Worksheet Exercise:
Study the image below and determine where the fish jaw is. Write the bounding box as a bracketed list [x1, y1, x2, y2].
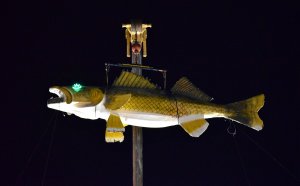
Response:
[47, 88, 111, 121]
[47, 87, 72, 112]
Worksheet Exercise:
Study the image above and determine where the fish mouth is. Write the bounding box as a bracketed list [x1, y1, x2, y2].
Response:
[47, 87, 72, 105]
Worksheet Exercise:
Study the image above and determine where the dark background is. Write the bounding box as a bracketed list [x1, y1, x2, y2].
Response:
[2, 0, 300, 185]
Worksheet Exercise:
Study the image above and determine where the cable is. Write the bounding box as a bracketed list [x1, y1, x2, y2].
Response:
[233, 133, 252, 186]
[227, 122, 251, 186]
[15, 112, 56, 186]
[41, 113, 58, 186]
[239, 128, 300, 184]
[227, 121, 237, 136]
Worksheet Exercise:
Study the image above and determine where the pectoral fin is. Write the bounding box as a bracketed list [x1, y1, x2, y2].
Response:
[180, 119, 209, 137]
[106, 114, 125, 132]
[105, 131, 124, 143]
[105, 114, 125, 143]
[104, 94, 131, 110]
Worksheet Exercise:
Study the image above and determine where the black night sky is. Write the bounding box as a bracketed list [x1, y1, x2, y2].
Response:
[3, 0, 300, 185]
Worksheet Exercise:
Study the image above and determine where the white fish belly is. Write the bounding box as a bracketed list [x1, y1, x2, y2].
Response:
[117, 111, 179, 128]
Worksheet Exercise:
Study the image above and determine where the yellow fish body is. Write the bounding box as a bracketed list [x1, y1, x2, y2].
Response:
[47, 71, 264, 142]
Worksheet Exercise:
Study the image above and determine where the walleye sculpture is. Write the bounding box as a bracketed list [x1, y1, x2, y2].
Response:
[47, 71, 265, 142]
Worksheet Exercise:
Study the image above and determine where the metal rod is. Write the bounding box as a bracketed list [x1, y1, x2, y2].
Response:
[105, 63, 167, 73]
[163, 71, 167, 89]
[105, 63, 110, 86]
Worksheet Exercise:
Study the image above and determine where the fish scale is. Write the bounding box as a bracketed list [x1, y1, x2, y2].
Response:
[47, 71, 264, 142]
[119, 93, 177, 116]
[114, 91, 223, 118]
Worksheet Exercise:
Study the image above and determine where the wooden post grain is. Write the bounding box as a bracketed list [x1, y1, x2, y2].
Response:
[131, 52, 143, 186]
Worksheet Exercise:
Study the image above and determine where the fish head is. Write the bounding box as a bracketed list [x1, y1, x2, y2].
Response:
[47, 84, 105, 117]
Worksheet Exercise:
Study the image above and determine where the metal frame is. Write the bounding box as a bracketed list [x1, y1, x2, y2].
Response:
[105, 63, 167, 89]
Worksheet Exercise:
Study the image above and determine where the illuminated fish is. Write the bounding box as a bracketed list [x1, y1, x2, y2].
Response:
[47, 71, 264, 142]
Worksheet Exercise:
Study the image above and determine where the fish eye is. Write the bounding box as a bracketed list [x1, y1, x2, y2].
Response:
[72, 83, 82, 92]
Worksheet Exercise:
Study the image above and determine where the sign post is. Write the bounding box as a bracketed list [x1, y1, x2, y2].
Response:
[122, 21, 151, 186]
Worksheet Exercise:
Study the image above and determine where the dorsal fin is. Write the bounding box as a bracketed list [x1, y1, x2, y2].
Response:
[171, 77, 213, 102]
[113, 71, 158, 89]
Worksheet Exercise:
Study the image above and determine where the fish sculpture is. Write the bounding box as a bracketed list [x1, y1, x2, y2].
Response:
[47, 71, 265, 142]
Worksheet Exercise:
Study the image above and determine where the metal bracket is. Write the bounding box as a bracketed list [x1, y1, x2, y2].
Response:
[105, 63, 167, 89]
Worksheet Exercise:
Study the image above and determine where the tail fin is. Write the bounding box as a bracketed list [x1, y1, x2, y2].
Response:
[226, 94, 265, 131]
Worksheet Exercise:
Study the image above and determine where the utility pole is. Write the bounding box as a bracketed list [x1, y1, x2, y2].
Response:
[122, 21, 151, 186]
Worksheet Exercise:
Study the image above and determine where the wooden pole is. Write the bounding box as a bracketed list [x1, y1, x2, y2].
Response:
[123, 21, 151, 186]
[131, 51, 143, 186]
[132, 125, 143, 186]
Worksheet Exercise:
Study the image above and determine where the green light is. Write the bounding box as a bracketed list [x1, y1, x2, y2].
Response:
[72, 83, 82, 92]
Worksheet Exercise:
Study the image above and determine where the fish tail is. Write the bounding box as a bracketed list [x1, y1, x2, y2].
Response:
[226, 94, 265, 131]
